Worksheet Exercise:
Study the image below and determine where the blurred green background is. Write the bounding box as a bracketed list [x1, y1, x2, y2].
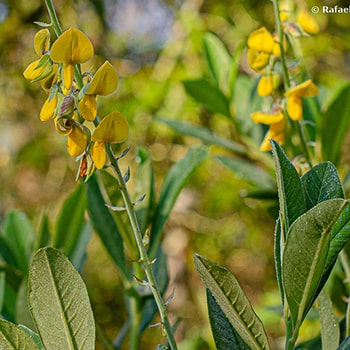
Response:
[1, 0, 350, 348]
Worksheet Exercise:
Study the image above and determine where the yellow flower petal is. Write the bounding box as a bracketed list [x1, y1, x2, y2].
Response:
[62, 63, 75, 91]
[251, 110, 284, 125]
[91, 142, 106, 169]
[260, 119, 286, 151]
[257, 74, 274, 96]
[247, 27, 275, 53]
[247, 49, 270, 73]
[23, 56, 53, 82]
[286, 96, 303, 121]
[297, 8, 319, 34]
[50, 27, 94, 64]
[34, 28, 50, 56]
[66, 125, 88, 157]
[92, 111, 128, 143]
[284, 79, 319, 97]
[40, 95, 57, 121]
[78, 94, 97, 121]
[55, 117, 74, 135]
[86, 61, 119, 96]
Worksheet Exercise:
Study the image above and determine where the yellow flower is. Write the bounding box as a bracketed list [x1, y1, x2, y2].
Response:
[247, 49, 270, 73]
[90, 111, 129, 169]
[91, 141, 106, 169]
[260, 119, 286, 151]
[296, 8, 319, 34]
[50, 27, 94, 91]
[40, 95, 58, 121]
[23, 55, 53, 82]
[34, 28, 50, 56]
[248, 27, 275, 53]
[78, 61, 119, 121]
[92, 111, 128, 143]
[284, 80, 319, 121]
[66, 125, 89, 157]
[257, 73, 274, 97]
[251, 107, 286, 151]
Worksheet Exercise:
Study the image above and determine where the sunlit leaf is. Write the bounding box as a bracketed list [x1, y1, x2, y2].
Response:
[28, 247, 95, 350]
[282, 199, 348, 326]
[194, 254, 270, 350]
[0, 320, 38, 349]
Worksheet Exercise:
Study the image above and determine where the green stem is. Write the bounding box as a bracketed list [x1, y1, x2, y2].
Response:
[106, 144, 178, 350]
[44, 0, 62, 36]
[340, 250, 350, 337]
[129, 296, 141, 350]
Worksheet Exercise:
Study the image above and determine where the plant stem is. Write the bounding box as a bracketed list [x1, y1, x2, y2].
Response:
[44, 0, 62, 36]
[340, 250, 350, 337]
[106, 144, 178, 350]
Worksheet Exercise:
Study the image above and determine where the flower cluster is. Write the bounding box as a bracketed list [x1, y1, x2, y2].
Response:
[23, 27, 128, 178]
[247, 5, 319, 151]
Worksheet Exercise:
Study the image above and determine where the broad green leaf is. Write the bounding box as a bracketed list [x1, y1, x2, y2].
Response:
[203, 32, 231, 92]
[301, 161, 344, 209]
[321, 83, 350, 164]
[318, 290, 339, 350]
[0, 211, 36, 274]
[282, 199, 347, 326]
[194, 254, 270, 350]
[54, 184, 89, 266]
[156, 117, 247, 155]
[149, 146, 208, 257]
[207, 289, 250, 350]
[320, 201, 350, 288]
[183, 79, 231, 118]
[0, 319, 38, 349]
[216, 156, 275, 190]
[271, 140, 307, 234]
[28, 247, 95, 350]
[86, 175, 127, 279]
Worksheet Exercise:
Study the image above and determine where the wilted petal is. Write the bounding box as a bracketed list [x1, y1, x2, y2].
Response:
[247, 27, 275, 53]
[86, 61, 119, 96]
[91, 141, 106, 169]
[92, 111, 128, 143]
[50, 27, 94, 64]
[40, 95, 57, 121]
[78, 94, 97, 121]
[34, 28, 50, 56]
[66, 125, 88, 157]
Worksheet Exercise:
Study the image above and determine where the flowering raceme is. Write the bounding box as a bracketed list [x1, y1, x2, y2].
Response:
[24, 26, 129, 178]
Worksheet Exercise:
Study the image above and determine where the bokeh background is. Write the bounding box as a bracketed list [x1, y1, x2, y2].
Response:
[1, 0, 350, 348]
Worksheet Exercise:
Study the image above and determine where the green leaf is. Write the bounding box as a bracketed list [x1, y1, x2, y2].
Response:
[0, 320, 39, 349]
[156, 117, 247, 155]
[216, 156, 275, 190]
[282, 199, 348, 326]
[203, 32, 231, 92]
[53, 185, 90, 267]
[149, 146, 208, 257]
[194, 254, 270, 350]
[18, 325, 44, 350]
[28, 247, 95, 350]
[321, 83, 350, 164]
[183, 79, 231, 118]
[86, 175, 127, 279]
[36, 214, 51, 250]
[0, 211, 36, 274]
[301, 161, 344, 209]
[271, 140, 307, 232]
[207, 289, 250, 350]
[318, 290, 339, 350]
